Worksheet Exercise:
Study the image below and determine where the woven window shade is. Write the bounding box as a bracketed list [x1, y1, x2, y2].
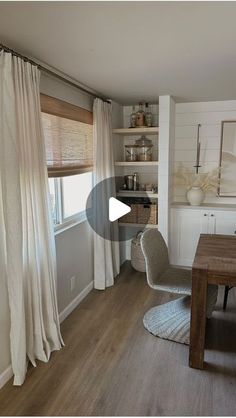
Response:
[42, 112, 93, 177]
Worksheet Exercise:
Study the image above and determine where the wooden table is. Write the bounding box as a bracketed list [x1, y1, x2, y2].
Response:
[189, 233, 236, 369]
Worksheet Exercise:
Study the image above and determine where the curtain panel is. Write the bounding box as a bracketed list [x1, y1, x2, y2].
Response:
[0, 51, 63, 385]
[93, 98, 120, 290]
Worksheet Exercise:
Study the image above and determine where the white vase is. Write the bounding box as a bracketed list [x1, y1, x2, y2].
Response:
[186, 186, 205, 206]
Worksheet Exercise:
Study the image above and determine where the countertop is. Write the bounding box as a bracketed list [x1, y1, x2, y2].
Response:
[171, 202, 236, 211]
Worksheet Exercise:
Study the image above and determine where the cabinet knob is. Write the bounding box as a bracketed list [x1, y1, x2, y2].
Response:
[211, 214, 214, 217]
[204, 213, 207, 216]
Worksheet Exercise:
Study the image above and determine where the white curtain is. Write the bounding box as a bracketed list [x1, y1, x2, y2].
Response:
[93, 98, 120, 290]
[0, 51, 63, 385]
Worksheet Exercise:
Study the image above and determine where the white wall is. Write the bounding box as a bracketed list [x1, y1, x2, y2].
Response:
[173, 100, 236, 204]
[158, 96, 175, 246]
[40, 72, 94, 110]
[56, 222, 93, 313]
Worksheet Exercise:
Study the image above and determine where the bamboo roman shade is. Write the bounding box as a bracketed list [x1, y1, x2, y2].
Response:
[41, 94, 93, 177]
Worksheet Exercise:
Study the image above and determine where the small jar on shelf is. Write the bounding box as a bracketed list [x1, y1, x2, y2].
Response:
[145, 103, 153, 127]
[125, 145, 139, 162]
[135, 102, 145, 127]
[138, 145, 153, 161]
[129, 105, 136, 128]
[135, 135, 153, 161]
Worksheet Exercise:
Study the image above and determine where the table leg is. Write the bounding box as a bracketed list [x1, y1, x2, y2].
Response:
[189, 267, 208, 369]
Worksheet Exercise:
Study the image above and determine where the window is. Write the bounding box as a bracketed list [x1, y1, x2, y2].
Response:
[62, 173, 92, 218]
[48, 172, 93, 228]
[41, 94, 93, 230]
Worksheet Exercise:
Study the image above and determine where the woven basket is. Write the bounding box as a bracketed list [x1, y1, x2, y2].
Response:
[131, 232, 146, 272]
[119, 204, 137, 223]
[137, 203, 157, 225]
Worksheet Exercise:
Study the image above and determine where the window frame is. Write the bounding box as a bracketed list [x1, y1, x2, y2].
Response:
[50, 174, 93, 234]
[48, 171, 93, 234]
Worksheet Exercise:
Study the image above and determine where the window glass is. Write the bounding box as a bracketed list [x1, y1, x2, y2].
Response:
[62, 172, 93, 219]
[48, 172, 93, 228]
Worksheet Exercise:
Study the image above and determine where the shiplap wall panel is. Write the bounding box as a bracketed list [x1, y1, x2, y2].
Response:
[175, 124, 221, 139]
[175, 137, 221, 151]
[176, 100, 236, 113]
[176, 111, 236, 126]
[174, 149, 220, 163]
[173, 161, 218, 173]
[173, 100, 236, 204]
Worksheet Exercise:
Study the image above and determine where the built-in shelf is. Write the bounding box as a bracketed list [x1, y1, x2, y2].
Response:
[116, 191, 158, 198]
[113, 127, 159, 135]
[115, 161, 159, 167]
[118, 222, 158, 229]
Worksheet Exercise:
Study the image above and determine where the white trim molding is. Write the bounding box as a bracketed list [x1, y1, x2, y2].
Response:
[0, 365, 13, 389]
[59, 281, 94, 323]
[0, 281, 93, 390]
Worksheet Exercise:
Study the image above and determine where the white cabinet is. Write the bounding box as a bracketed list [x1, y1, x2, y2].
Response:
[200, 210, 217, 234]
[201, 210, 236, 235]
[213, 211, 236, 235]
[171, 209, 203, 267]
[170, 207, 236, 267]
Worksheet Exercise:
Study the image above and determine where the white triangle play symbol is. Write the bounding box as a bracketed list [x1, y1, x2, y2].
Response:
[109, 197, 131, 222]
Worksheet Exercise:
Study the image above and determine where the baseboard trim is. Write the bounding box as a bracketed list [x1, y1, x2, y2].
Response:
[0, 283, 93, 390]
[0, 365, 13, 389]
[59, 281, 94, 323]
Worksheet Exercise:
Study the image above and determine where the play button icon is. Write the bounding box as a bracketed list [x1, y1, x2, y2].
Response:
[86, 176, 150, 241]
[109, 197, 131, 222]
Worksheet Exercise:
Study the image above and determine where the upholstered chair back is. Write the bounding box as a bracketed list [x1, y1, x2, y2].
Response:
[141, 229, 170, 288]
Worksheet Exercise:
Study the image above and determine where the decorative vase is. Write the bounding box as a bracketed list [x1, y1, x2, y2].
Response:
[186, 186, 205, 206]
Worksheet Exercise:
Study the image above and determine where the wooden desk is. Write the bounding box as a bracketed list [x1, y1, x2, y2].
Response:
[189, 234, 236, 369]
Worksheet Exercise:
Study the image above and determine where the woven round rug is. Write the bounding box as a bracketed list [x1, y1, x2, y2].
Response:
[143, 286, 218, 345]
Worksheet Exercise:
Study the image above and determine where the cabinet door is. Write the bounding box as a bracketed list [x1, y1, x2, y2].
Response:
[170, 209, 203, 267]
[201, 211, 210, 233]
[214, 210, 236, 236]
[207, 212, 216, 234]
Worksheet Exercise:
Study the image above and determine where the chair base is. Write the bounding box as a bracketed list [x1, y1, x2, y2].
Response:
[143, 286, 218, 345]
[143, 296, 191, 345]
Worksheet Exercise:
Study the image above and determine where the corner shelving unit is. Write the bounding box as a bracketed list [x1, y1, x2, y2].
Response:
[113, 110, 159, 229]
[112, 104, 161, 262]
[112, 98, 174, 262]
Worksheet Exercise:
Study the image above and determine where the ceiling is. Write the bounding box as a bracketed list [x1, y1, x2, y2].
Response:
[1, 2, 236, 104]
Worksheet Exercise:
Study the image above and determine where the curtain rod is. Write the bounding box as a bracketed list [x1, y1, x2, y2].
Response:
[0, 43, 109, 102]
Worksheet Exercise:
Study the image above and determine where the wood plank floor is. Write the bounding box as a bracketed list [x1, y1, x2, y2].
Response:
[0, 261, 236, 416]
